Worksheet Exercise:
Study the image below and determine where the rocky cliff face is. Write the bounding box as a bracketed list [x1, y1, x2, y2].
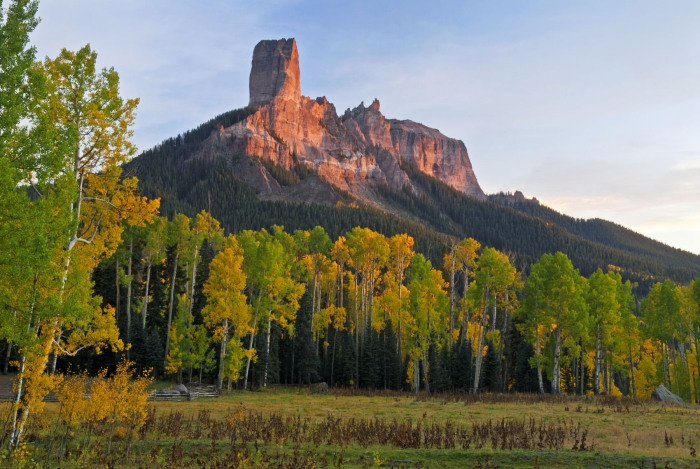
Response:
[203, 38, 485, 203]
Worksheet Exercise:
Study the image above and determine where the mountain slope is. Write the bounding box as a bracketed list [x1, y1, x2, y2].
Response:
[125, 106, 700, 295]
[218, 38, 485, 203]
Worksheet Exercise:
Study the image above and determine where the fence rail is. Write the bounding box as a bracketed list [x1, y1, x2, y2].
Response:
[0, 387, 219, 402]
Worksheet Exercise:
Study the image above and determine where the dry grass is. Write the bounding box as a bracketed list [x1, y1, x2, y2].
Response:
[1, 379, 699, 467]
[142, 386, 700, 461]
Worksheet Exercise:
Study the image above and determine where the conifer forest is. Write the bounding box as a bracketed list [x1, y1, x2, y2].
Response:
[2, 1, 700, 467]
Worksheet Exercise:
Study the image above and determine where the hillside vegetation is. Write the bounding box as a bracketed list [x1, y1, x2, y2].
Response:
[126, 107, 700, 294]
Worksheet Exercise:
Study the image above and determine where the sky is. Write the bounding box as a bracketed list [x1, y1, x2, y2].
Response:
[30, 1, 700, 254]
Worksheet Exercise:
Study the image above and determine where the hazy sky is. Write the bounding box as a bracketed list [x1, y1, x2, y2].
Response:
[31, 1, 700, 254]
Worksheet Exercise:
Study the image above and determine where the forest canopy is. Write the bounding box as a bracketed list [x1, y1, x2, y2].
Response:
[2, 0, 700, 457]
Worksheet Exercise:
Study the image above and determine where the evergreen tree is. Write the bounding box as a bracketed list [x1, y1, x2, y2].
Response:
[295, 291, 319, 385]
[431, 344, 452, 392]
[449, 340, 472, 392]
[481, 340, 501, 393]
[338, 329, 358, 387]
[382, 321, 401, 390]
[360, 327, 381, 389]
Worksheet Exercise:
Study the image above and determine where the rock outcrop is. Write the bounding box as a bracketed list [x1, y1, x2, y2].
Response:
[651, 385, 684, 403]
[204, 38, 486, 204]
[249, 38, 300, 107]
[489, 190, 540, 207]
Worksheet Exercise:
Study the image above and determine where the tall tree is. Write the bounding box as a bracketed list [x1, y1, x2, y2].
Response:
[586, 269, 620, 395]
[468, 247, 517, 393]
[406, 254, 448, 394]
[454, 238, 481, 345]
[201, 236, 249, 393]
[139, 216, 167, 329]
[516, 252, 587, 394]
[389, 234, 414, 363]
[642, 280, 684, 393]
[163, 213, 192, 363]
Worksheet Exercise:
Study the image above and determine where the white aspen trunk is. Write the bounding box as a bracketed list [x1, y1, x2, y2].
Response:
[243, 295, 260, 390]
[581, 344, 586, 396]
[115, 259, 120, 321]
[263, 311, 272, 387]
[188, 247, 199, 325]
[472, 289, 489, 394]
[594, 322, 602, 395]
[141, 260, 152, 329]
[217, 319, 228, 393]
[459, 268, 470, 346]
[8, 353, 26, 447]
[552, 324, 562, 394]
[490, 303, 497, 332]
[448, 250, 456, 349]
[126, 240, 133, 361]
[368, 266, 375, 333]
[360, 272, 366, 339]
[498, 293, 510, 366]
[397, 261, 403, 368]
[354, 273, 359, 350]
[164, 252, 179, 364]
[51, 168, 86, 375]
[536, 322, 544, 394]
[628, 342, 637, 398]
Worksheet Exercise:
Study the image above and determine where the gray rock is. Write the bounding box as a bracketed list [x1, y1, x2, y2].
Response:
[173, 384, 188, 395]
[650, 385, 683, 403]
[314, 382, 329, 394]
[249, 38, 300, 107]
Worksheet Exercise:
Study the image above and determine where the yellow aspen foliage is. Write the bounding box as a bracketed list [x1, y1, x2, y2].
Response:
[56, 373, 88, 430]
[165, 323, 187, 376]
[202, 237, 249, 391]
[634, 356, 659, 398]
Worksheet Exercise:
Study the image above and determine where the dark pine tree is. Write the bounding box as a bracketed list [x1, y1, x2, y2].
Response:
[481, 340, 501, 393]
[295, 291, 319, 385]
[450, 340, 472, 392]
[360, 327, 381, 389]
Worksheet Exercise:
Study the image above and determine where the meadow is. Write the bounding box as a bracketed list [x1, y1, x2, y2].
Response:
[2, 383, 699, 468]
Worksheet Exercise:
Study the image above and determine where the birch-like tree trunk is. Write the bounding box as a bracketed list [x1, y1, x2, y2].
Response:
[164, 252, 179, 364]
[141, 259, 152, 329]
[472, 289, 491, 394]
[217, 319, 228, 393]
[594, 322, 602, 395]
[126, 240, 133, 361]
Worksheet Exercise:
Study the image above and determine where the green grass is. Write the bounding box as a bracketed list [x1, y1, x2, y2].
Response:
[3, 384, 700, 468]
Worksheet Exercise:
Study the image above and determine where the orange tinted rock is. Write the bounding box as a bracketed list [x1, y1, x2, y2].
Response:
[213, 38, 485, 203]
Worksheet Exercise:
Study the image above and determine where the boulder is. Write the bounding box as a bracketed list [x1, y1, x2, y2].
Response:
[314, 382, 329, 394]
[173, 384, 188, 395]
[650, 385, 683, 403]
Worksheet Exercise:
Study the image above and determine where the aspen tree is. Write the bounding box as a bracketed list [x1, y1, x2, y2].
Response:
[390, 234, 414, 361]
[586, 269, 620, 395]
[164, 214, 193, 363]
[406, 254, 448, 394]
[202, 237, 249, 393]
[454, 238, 481, 345]
[643, 280, 683, 393]
[468, 248, 517, 394]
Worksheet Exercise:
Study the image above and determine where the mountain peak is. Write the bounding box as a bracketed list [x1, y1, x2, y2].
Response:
[249, 38, 300, 107]
[215, 39, 485, 203]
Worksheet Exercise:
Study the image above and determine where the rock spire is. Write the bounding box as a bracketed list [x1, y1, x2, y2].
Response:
[249, 38, 301, 106]
[204, 38, 486, 204]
